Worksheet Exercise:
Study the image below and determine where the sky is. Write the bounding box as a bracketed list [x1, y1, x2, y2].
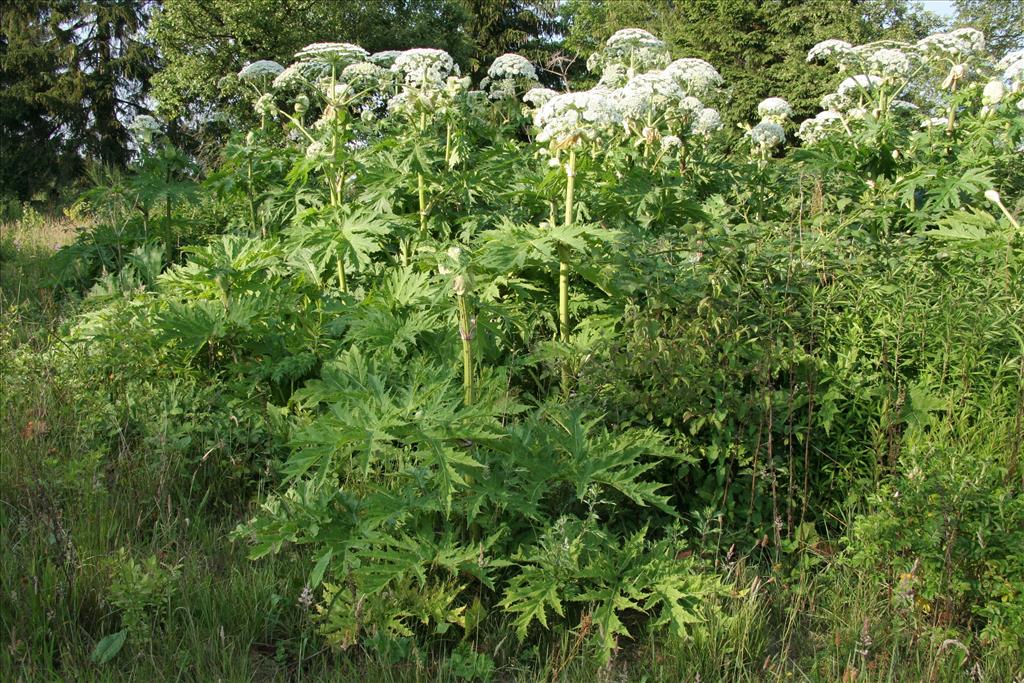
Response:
[915, 0, 957, 18]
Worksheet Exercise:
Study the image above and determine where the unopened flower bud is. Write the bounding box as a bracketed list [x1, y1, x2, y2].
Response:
[984, 189, 1001, 204]
[982, 80, 1004, 105]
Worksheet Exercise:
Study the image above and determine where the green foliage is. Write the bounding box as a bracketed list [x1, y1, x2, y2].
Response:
[102, 549, 183, 649]
[4, 17, 1023, 682]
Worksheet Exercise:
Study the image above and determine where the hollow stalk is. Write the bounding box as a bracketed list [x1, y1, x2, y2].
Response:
[559, 148, 576, 393]
[458, 292, 474, 406]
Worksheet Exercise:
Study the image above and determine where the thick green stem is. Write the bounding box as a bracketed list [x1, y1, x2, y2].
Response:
[946, 76, 959, 136]
[559, 149, 576, 394]
[336, 253, 348, 293]
[458, 294, 474, 406]
[444, 121, 452, 167]
[246, 156, 258, 234]
[560, 150, 576, 344]
[418, 172, 427, 239]
[328, 152, 347, 293]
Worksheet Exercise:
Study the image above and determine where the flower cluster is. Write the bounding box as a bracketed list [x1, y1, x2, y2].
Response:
[523, 87, 558, 109]
[586, 28, 672, 83]
[391, 48, 460, 90]
[747, 120, 786, 153]
[865, 47, 912, 81]
[797, 110, 843, 145]
[916, 28, 985, 60]
[757, 97, 794, 123]
[482, 53, 538, 100]
[341, 62, 390, 93]
[837, 74, 882, 96]
[238, 60, 284, 82]
[533, 91, 622, 146]
[807, 39, 853, 63]
[272, 62, 319, 91]
[612, 70, 686, 123]
[663, 58, 724, 99]
[998, 50, 1023, 91]
[691, 107, 722, 136]
[747, 98, 790, 153]
[369, 51, 402, 68]
[294, 42, 369, 69]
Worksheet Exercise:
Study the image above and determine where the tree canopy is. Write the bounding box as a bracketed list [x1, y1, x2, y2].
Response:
[1, 0, 157, 199]
[955, 0, 1024, 58]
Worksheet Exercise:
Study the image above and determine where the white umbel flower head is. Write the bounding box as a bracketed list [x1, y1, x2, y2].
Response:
[294, 42, 369, 69]
[238, 60, 284, 81]
[369, 50, 403, 68]
[807, 39, 853, 63]
[866, 48, 911, 80]
[533, 90, 623, 146]
[273, 63, 315, 90]
[523, 87, 558, 108]
[998, 50, 1024, 90]
[663, 58, 724, 98]
[587, 28, 671, 79]
[747, 119, 786, 151]
[660, 134, 682, 149]
[916, 28, 985, 60]
[691, 107, 723, 135]
[612, 70, 685, 124]
[821, 92, 851, 112]
[837, 74, 883, 96]
[797, 110, 842, 145]
[757, 97, 794, 122]
[341, 61, 388, 92]
[921, 116, 948, 128]
[391, 48, 459, 89]
[483, 53, 539, 100]
[487, 53, 537, 81]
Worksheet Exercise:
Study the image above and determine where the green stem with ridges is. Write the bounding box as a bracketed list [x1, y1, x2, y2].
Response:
[458, 293, 474, 406]
[559, 149, 576, 395]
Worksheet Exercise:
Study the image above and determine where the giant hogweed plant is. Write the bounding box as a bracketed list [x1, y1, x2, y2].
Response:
[59, 25, 1024, 660]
